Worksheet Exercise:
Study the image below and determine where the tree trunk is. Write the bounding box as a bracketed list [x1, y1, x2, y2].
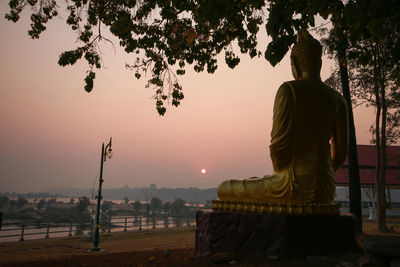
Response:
[374, 82, 382, 225]
[377, 78, 387, 231]
[337, 45, 363, 233]
[372, 51, 385, 231]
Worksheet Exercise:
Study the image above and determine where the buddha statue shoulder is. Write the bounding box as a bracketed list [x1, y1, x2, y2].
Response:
[217, 31, 349, 205]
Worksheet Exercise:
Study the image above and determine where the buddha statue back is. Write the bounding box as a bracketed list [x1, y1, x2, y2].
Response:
[216, 31, 348, 209]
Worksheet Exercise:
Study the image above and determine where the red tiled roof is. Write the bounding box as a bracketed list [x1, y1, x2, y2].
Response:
[341, 144, 400, 166]
[334, 145, 400, 186]
[335, 168, 400, 186]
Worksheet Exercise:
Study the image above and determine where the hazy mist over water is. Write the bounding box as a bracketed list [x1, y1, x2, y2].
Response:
[0, 4, 383, 193]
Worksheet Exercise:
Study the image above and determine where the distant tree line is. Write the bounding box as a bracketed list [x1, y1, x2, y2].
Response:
[0, 195, 91, 231]
[1, 184, 215, 236]
[98, 196, 201, 231]
[0, 193, 207, 234]
[102, 196, 196, 218]
[45, 184, 217, 203]
[0, 192, 68, 199]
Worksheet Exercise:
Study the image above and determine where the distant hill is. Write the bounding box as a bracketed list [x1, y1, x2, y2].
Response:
[47, 184, 217, 203]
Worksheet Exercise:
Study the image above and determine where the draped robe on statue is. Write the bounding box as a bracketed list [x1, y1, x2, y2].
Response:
[217, 78, 348, 204]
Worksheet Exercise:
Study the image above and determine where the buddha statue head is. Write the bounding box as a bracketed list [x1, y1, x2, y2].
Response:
[290, 30, 322, 80]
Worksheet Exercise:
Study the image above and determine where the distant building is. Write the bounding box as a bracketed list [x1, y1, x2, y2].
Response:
[334, 144, 400, 204]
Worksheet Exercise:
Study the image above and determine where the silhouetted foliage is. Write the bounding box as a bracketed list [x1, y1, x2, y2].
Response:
[76, 196, 91, 212]
[132, 200, 141, 213]
[171, 198, 186, 218]
[3, 208, 36, 221]
[9, 200, 16, 208]
[101, 200, 113, 213]
[0, 196, 10, 208]
[4, 0, 355, 115]
[324, 31, 400, 146]
[143, 203, 150, 225]
[36, 198, 47, 209]
[46, 198, 57, 208]
[323, 13, 400, 231]
[150, 197, 162, 216]
[100, 200, 113, 232]
[163, 202, 171, 216]
[16, 196, 28, 208]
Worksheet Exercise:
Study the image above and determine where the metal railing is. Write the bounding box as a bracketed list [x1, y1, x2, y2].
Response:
[0, 215, 195, 243]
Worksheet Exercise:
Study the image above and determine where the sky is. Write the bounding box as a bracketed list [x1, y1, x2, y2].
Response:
[0, 4, 379, 193]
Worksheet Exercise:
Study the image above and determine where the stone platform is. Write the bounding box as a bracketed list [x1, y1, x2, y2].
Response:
[195, 210, 358, 260]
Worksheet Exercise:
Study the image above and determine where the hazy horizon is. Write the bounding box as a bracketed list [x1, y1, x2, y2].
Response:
[0, 5, 390, 193]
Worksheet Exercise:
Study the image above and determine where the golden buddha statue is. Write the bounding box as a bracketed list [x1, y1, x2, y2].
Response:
[217, 31, 349, 207]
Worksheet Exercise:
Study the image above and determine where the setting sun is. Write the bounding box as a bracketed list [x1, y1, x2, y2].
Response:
[201, 169, 207, 174]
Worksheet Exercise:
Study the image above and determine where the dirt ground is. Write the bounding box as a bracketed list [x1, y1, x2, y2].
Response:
[0, 227, 196, 266]
[0, 218, 399, 267]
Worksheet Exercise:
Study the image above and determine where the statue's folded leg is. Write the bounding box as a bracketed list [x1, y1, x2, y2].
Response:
[217, 179, 242, 201]
[217, 177, 266, 201]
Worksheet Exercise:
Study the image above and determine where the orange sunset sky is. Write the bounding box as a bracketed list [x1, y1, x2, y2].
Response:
[0, 4, 382, 193]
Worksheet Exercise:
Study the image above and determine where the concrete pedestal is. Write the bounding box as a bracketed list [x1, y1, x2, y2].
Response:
[195, 210, 358, 260]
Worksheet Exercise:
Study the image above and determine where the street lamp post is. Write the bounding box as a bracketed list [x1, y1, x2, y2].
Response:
[91, 137, 113, 252]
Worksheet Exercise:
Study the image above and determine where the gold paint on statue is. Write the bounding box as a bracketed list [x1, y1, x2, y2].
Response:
[216, 31, 348, 210]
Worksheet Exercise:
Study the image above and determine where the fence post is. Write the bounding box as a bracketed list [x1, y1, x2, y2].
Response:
[45, 222, 50, 239]
[152, 216, 156, 229]
[108, 217, 111, 233]
[165, 215, 168, 228]
[68, 222, 73, 237]
[19, 223, 25, 242]
[139, 217, 142, 230]
[124, 217, 127, 232]
[187, 217, 190, 226]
